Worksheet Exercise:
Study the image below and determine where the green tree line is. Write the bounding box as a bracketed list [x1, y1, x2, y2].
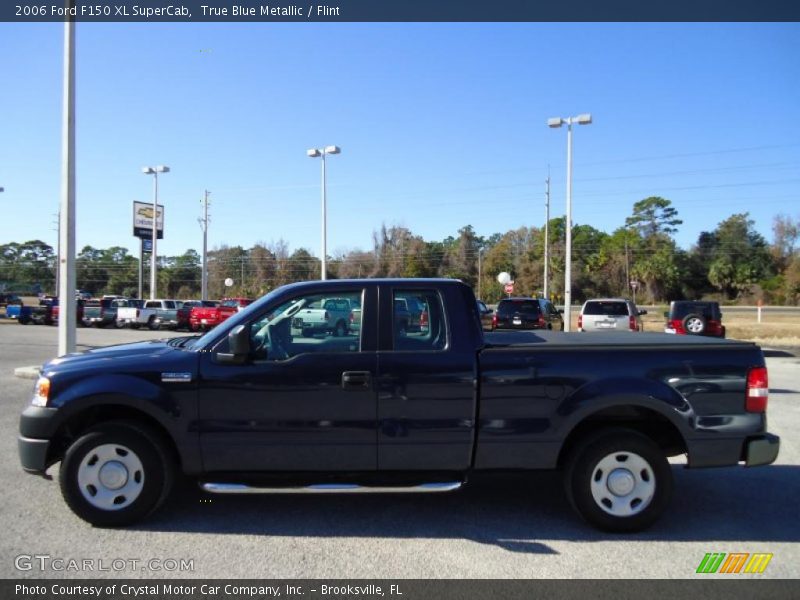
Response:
[1, 198, 798, 305]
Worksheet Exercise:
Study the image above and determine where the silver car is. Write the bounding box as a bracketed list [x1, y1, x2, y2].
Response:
[578, 298, 646, 332]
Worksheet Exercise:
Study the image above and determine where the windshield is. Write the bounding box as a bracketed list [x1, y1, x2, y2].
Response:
[186, 287, 287, 350]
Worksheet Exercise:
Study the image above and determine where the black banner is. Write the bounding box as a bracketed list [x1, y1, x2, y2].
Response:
[3, 580, 799, 600]
[3, 0, 800, 22]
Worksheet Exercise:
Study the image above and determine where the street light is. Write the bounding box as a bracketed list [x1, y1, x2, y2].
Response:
[141, 165, 169, 299]
[307, 145, 341, 280]
[548, 113, 592, 332]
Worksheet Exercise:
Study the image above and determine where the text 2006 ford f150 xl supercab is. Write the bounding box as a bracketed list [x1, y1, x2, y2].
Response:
[18, 279, 779, 531]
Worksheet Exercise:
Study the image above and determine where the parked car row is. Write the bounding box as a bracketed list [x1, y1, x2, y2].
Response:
[476, 297, 725, 338]
[9, 295, 254, 331]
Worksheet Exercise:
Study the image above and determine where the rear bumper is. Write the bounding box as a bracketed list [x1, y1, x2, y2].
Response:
[688, 433, 780, 468]
[745, 433, 780, 467]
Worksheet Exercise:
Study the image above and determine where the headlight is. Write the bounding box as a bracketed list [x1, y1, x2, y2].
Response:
[31, 376, 50, 407]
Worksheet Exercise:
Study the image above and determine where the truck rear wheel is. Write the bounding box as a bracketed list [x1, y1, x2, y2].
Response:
[148, 316, 160, 331]
[563, 429, 672, 532]
[59, 421, 174, 527]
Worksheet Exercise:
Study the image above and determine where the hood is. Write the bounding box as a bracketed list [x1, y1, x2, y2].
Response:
[42, 338, 187, 377]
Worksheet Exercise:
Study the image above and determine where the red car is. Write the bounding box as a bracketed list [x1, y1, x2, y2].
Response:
[189, 297, 253, 331]
[49, 298, 85, 326]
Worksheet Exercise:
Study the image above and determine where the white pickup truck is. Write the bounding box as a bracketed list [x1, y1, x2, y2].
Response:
[290, 297, 354, 337]
[116, 299, 181, 330]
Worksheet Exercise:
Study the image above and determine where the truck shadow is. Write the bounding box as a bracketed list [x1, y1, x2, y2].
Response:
[140, 465, 800, 551]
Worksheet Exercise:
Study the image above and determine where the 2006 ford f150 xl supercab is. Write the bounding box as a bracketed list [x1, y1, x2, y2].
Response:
[18, 279, 779, 531]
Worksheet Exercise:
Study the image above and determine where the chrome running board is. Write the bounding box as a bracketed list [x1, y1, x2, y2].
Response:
[200, 481, 463, 494]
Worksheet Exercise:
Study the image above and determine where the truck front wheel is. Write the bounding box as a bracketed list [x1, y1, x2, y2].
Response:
[59, 421, 175, 527]
[564, 430, 672, 533]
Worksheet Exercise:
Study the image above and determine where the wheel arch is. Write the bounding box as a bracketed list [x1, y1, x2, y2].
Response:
[557, 403, 688, 469]
[45, 401, 186, 475]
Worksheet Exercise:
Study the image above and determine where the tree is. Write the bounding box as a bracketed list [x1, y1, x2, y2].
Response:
[771, 214, 799, 272]
[706, 213, 773, 299]
[625, 197, 682, 238]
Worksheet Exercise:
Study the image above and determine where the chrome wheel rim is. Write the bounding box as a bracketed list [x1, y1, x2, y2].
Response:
[589, 451, 655, 517]
[77, 443, 145, 511]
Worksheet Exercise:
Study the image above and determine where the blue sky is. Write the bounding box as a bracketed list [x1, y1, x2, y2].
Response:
[1, 23, 799, 259]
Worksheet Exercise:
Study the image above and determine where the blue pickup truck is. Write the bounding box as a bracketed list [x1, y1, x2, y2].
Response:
[18, 279, 779, 531]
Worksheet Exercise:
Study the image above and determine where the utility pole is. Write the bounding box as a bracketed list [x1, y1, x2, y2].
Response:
[478, 247, 483, 299]
[544, 169, 550, 300]
[198, 190, 210, 300]
[240, 255, 245, 294]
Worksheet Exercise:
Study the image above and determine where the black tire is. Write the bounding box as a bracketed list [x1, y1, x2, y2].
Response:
[114, 319, 125, 329]
[19, 316, 31, 325]
[147, 316, 160, 331]
[130, 323, 140, 330]
[301, 327, 313, 338]
[682, 313, 706, 335]
[563, 429, 672, 533]
[59, 421, 175, 527]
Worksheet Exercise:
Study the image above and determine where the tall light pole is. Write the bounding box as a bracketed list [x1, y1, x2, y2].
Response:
[544, 169, 550, 300]
[307, 145, 341, 280]
[141, 165, 169, 299]
[548, 113, 592, 332]
[58, 15, 77, 357]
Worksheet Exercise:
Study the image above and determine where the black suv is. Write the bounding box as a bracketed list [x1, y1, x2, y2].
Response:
[665, 301, 725, 338]
[492, 297, 564, 331]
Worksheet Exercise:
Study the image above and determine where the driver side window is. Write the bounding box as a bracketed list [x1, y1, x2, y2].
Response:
[250, 290, 364, 362]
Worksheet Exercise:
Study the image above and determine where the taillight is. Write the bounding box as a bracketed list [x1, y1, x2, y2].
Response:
[324, 311, 330, 321]
[136, 309, 140, 318]
[538, 314, 546, 327]
[577, 314, 583, 329]
[420, 311, 428, 326]
[629, 315, 637, 331]
[492, 314, 497, 329]
[349, 312, 354, 324]
[746, 367, 769, 413]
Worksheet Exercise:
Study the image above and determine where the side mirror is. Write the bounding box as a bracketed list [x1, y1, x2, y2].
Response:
[557, 309, 564, 314]
[217, 324, 251, 365]
[663, 311, 669, 318]
[639, 310, 648, 316]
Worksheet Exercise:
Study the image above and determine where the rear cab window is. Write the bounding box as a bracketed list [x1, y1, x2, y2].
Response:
[392, 289, 447, 352]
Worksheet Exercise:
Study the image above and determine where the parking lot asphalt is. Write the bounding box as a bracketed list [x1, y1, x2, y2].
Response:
[0, 323, 798, 579]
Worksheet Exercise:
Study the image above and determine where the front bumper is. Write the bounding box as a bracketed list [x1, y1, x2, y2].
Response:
[19, 405, 60, 473]
[19, 436, 51, 473]
[745, 433, 780, 466]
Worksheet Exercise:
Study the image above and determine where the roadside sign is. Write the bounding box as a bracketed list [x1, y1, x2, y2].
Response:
[504, 283, 514, 294]
[142, 239, 152, 252]
[133, 201, 164, 239]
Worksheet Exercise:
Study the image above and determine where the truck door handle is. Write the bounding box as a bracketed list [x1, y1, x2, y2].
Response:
[342, 371, 371, 390]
